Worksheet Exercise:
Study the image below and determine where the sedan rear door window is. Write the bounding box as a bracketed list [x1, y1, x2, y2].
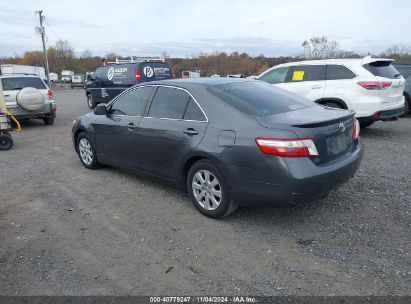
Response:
[183, 98, 206, 121]
[110, 86, 153, 116]
[148, 87, 190, 119]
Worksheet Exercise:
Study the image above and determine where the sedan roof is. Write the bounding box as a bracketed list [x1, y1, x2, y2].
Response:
[148, 77, 253, 87]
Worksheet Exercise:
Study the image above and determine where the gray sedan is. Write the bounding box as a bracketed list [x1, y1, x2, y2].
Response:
[72, 78, 363, 218]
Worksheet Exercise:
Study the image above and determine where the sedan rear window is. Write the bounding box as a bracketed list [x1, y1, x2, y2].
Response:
[363, 61, 401, 79]
[1, 77, 47, 91]
[208, 81, 313, 117]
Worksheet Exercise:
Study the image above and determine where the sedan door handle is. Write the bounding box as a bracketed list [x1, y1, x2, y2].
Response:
[311, 85, 322, 89]
[183, 128, 199, 136]
[127, 123, 137, 131]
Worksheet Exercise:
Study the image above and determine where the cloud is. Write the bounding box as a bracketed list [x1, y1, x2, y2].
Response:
[1, 0, 410, 58]
[75, 37, 302, 58]
[0, 5, 99, 29]
[46, 16, 100, 29]
[0, 5, 36, 26]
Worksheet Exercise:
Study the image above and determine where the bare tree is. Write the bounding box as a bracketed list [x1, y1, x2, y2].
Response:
[80, 50, 93, 59]
[105, 53, 119, 61]
[55, 40, 75, 58]
[381, 44, 411, 63]
[46, 40, 78, 74]
[383, 45, 410, 57]
[302, 36, 341, 59]
[161, 51, 170, 59]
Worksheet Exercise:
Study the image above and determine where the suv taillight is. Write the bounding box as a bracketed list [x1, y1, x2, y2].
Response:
[48, 89, 54, 100]
[357, 81, 391, 90]
[255, 138, 319, 158]
[136, 69, 141, 81]
[353, 119, 360, 141]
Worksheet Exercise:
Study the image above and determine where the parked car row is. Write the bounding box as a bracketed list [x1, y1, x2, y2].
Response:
[50, 71, 88, 87]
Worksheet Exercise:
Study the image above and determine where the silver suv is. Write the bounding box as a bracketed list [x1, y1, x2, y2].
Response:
[0, 75, 56, 125]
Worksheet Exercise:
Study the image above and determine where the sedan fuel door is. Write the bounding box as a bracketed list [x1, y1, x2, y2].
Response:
[138, 86, 208, 181]
[92, 86, 154, 168]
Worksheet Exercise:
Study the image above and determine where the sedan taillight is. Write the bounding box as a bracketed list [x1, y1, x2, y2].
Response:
[353, 119, 360, 141]
[255, 138, 319, 158]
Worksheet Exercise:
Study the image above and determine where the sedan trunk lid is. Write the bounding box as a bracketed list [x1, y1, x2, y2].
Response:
[256, 106, 356, 165]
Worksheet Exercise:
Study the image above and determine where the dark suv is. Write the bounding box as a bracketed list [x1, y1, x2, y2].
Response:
[84, 57, 174, 109]
[393, 63, 411, 115]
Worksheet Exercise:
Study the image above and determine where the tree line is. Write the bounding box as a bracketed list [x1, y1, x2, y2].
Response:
[1, 37, 410, 78]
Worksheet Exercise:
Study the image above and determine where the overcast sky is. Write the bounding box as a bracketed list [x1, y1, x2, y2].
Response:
[0, 0, 410, 58]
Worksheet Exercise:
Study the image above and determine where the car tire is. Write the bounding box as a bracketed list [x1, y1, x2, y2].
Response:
[360, 121, 375, 129]
[322, 102, 344, 109]
[187, 160, 237, 218]
[0, 132, 13, 150]
[43, 116, 55, 125]
[87, 94, 97, 109]
[76, 132, 100, 169]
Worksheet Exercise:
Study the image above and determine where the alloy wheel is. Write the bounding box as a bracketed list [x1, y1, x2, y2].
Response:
[192, 170, 222, 210]
[79, 138, 93, 165]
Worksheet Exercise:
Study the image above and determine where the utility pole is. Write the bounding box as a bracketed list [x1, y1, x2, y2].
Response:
[35, 10, 50, 84]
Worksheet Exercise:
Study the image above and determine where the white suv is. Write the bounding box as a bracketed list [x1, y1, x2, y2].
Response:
[0, 74, 56, 125]
[257, 56, 405, 128]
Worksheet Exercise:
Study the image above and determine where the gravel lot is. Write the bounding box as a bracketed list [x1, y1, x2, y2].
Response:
[0, 89, 410, 296]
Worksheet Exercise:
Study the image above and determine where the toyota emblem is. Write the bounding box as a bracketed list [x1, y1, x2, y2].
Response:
[338, 123, 346, 133]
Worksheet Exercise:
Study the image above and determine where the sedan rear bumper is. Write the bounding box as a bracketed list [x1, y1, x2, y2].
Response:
[224, 142, 363, 206]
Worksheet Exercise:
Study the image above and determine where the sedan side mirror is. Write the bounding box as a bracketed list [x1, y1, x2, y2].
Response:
[94, 105, 107, 115]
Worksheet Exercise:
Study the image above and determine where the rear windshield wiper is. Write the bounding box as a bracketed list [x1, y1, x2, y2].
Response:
[394, 73, 402, 78]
